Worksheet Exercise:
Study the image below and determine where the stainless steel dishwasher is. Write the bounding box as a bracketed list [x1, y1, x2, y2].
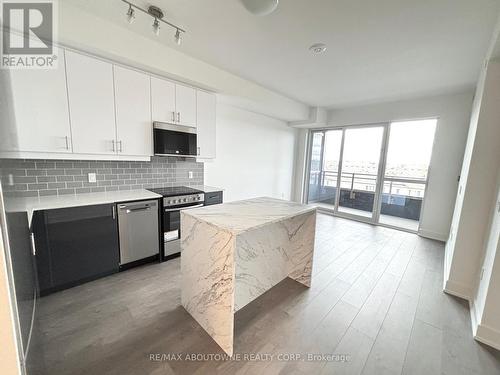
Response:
[117, 200, 159, 266]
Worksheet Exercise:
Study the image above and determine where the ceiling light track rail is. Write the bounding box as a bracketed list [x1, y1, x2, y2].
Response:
[121, 0, 185, 43]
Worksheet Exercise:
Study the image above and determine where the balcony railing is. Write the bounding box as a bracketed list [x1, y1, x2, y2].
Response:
[308, 170, 427, 221]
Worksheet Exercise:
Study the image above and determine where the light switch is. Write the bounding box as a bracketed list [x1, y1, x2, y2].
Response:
[88, 173, 97, 183]
[188, 171, 193, 179]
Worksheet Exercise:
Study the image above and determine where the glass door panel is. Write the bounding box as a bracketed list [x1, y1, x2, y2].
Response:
[379, 119, 437, 231]
[317, 130, 342, 208]
[307, 132, 324, 203]
[306, 130, 342, 210]
[338, 127, 384, 219]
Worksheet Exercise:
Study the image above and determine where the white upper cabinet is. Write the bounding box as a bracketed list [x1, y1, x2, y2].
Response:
[196, 90, 216, 159]
[151, 77, 176, 124]
[10, 47, 72, 153]
[175, 84, 197, 127]
[65, 50, 117, 155]
[114, 66, 152, 156]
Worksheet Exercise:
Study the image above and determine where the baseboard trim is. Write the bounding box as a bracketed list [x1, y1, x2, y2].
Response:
[443, 279, 472, 301]
[418, 229, 447, 242]
[475, 324, 500, 351]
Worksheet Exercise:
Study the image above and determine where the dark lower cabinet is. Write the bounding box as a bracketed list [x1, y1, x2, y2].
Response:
[33, 204, 120, 295]
[204, 191, 223, 206]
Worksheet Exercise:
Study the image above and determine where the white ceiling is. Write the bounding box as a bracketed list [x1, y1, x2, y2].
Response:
[67, 0, 500, 108]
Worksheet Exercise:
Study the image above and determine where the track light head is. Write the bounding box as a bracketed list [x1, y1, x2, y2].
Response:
[126, 5, 135, 24]
[152, 18, 160, 36]
[174, 29, 182, 45]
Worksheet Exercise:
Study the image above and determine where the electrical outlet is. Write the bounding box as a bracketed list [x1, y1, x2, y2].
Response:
[188, 171, 193, 179]
[88, 173, 97, 183]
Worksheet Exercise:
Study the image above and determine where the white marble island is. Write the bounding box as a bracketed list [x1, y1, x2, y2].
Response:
[181, 197, 317, 355]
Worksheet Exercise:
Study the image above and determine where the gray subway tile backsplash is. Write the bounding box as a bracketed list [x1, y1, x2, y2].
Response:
[1, 156, 204, 197]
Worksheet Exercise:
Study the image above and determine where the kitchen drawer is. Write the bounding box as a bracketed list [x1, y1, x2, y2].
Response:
[204, 191, 223, 206]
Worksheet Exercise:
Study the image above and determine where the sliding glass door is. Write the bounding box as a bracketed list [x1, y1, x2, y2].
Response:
[307, 130, 342, 210]
[337, 126, 385, 220]
[378, 119, 437, 231]
[305, 119, 437, 232]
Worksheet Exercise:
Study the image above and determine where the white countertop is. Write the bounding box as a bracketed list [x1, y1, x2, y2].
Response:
[182, 197, 316, 234]
[5, 189, 162, 225]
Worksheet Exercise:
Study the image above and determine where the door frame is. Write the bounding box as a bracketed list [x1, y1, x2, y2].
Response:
[304, 123, 388, 224]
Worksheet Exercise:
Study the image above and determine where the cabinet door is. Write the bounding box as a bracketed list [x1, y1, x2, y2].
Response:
[151, 76, 176, 124]
[114, 66, 152, 156]
[65, 50, 117, 154]
[44, 204, 119, 291]
[196, 90, 216, 158]
[175, 84, 197, 127]
[10, 47, 72, 153]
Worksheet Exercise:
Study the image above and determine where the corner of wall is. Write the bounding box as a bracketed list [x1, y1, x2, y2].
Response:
[443, 279, 472, 301]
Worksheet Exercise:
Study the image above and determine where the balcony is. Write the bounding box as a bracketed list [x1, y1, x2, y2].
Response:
[308, 171, 426, 231]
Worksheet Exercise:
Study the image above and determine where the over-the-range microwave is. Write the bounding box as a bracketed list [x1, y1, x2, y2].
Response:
[153, 122, 198, 157]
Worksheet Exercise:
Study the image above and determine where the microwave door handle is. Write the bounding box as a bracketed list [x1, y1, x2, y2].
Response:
[164, 204, 204, 212]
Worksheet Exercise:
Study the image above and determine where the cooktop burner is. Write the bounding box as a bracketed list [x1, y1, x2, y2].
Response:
[147, 186, 203, 197]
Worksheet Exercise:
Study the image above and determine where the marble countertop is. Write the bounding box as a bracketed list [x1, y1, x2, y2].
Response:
[182, 197, 316, 234]
[5, 189, 162, 224]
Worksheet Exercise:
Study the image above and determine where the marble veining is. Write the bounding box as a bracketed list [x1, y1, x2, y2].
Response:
[183, 196, 316, 234]
[181, 197, 316, 356]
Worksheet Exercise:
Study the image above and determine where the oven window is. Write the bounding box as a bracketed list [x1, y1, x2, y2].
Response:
[154, 129, 197, 156]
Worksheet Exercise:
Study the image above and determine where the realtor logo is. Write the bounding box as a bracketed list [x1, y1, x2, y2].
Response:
[1, 0, 58, 69]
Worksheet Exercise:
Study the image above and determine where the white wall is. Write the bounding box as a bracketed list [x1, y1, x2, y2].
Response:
[444, 60, 500, 300]
[472, 168, 500, 349]
[293, 91, 474, 241]
[204, 103, 297, 202]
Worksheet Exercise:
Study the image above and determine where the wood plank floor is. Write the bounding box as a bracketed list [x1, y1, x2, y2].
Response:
[31, 214, 500, 375]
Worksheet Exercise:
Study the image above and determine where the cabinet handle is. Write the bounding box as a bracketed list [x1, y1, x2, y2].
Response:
[64, 136, 70, 150]
[118, 140, 123, 152]
[177, 112, 181, 123]
[197, 146, 200, 156]
[30, 233, 36, 256]
[172, 111, 176, 123]
[112, 205, 116, 220]
[112, 140, 116, 152]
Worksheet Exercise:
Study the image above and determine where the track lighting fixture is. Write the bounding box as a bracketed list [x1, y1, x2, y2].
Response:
[126, 4, 135, 24]
[174, 28, 181, 45]
[152, 18, 160, 36]
[121, 1, 186, 44]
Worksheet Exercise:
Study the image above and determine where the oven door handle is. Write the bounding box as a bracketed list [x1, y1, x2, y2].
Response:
[164, 204, 204, 212]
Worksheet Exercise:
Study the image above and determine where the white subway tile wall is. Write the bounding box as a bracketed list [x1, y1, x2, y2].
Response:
[0, 157, 204, 197]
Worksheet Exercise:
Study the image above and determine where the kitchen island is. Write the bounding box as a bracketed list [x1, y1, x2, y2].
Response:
[180, 197, 317, 355]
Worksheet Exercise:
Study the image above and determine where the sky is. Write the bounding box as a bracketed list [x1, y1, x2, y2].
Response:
[321, 119, 437, 169]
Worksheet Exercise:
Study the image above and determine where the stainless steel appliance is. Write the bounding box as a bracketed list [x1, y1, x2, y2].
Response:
[163, 193, 204, 257]
[153, 122, 198, 157]
[147, 186, 204, 258]
[117, 200, 159, 265]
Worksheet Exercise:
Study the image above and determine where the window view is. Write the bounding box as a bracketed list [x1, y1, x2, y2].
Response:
[306, 119, 437, 231]
[380, 119, 437, 230]
[337, 126, 384, 218]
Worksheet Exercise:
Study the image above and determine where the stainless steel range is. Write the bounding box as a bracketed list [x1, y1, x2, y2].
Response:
[147, 186, 204, 259]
